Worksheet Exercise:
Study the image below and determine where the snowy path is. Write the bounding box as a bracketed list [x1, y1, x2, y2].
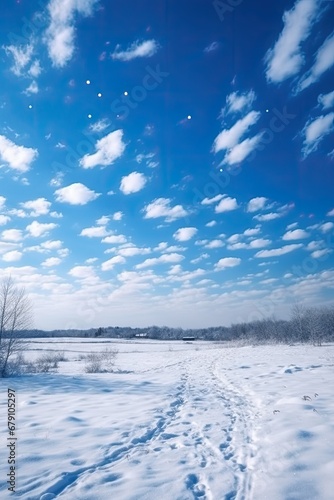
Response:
[1, 340, 334, 499]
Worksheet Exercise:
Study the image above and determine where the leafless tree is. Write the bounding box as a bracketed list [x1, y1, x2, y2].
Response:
[0, 276, 32, 377]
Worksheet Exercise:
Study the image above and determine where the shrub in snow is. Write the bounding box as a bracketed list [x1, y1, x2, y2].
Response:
[83, 348, 118, 373]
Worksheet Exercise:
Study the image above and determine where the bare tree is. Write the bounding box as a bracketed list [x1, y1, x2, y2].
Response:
[0, 276, 32, 377]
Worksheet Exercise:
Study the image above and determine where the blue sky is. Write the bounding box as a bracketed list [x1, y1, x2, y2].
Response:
[0, 0, 334, 330]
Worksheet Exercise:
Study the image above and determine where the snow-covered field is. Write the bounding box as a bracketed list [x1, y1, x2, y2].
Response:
[1, 339, 334, 500]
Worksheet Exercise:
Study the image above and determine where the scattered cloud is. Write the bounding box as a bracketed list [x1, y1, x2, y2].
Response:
[3, 43, 34, 76]
[319, 221, 334, 233]
[42, 257, 62, 267]
[215, 196, 238, 213]
[2, 250, 22, 262]
[204, 41, 220, 53]
[55, 183, 100, 205]
[297, 32, 334, 91]
[44, 0, 99, 67]
[102, 235, 127, 244]
[21, 198, 51, 217]
[215, 257, 241, 270]
[213, 111, 260, 153]
[255, 243, 303, 258]
[0, 135, 38, 173]
[80, 130, 126, 169]
[143, 198, 189, 222]
[265, 0, 321, 83]
[318, 90, 334, 111]
[201, 194, 225, 205]
[26, 221, 58, 238]
[247, 197, 268, 213]
[302, 113, 334, 156]
[111, 39, 159, 61]
[173, 227, 198, 242]
[120, 172, 147, 194]
[80, 226, 110, 238]
[89, 118, 111, 133]
[223, 90, 256, 115]
[282, 228, 310, 240]
[101, 255, 126, 271]
[1, 229, 23, 242]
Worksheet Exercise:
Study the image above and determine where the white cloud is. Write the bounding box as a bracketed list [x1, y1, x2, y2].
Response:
[2, 250, 22, 262]
[282, 228, 310, 240]
[41, 240, 62, 250]
[201, 194, 224, 205]
[327, 208, 334, 217]
[23, 81, 39, 95]
[318, 90, 334, 111]
[112, 211, 123, 221]
[111, 39, 159, 61]
[0, 135, 38, 173]
[26, 221, 57, 238]
[302, 113, 334, 156]
[223, 90, 256, 115]
[173, 227, 198, 242]
[101, 255, 126, 271]
[223, 134, 264, 165]
[298, 32, 334, 91]
[255, 244, 303, 258]
[68, 265, 96, 279]
[89, 118, 110, 133]
[265, 0, 321, 83]
[311, 249, 331, 259]
[204, 41, 220, 53]
[136, 253, 184, 270]
[117, 245, 151, 257]
[120, 172, 147, 194]
[0, 215, 10, 226]
[249, 238, 272, 249]
[244, 227, 261, 236]
[0, 196, 6, 209]
[80, 226, 109, 238]
[96, 215, 109, 226]
[143, 198, 188, 221]
[204, 239, 224, 249]
[55, 183, 100, 205]
[3, 43, 34, 75]
[102, 235, 127, 244]
[1, 229, 23, 242]
[215, 257, 241, 270]
[247, 197, 268, 213]
[205, 220, 217, 227]
[21, 197, 51, 216]
[28, 60, 42, 78]
[80, 130, 126, 169]
[215, 196, 238, 213]
[254, 212, 283, 222]
[286, 222, 299, 230]
[319, 221, 334, 233]
[44, 0, 99, 67]
[42, 257, 62, 267]
[213, 111, 261, 152]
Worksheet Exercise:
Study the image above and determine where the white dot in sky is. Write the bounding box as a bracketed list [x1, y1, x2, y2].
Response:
[266, 109, 269, 113]
[187, 115, 192, 120]
[86, 80, 91, 85]
[28, 104, 33, 109]
[219, 168, 223, 172]
[124, 91, 128, 96]
[88, 114, 92, 118]
[97, 93, 102, 97]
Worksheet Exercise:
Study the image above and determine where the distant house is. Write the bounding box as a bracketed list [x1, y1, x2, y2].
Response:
[134, 333, 148, 338]
[182, 336, 195, 341]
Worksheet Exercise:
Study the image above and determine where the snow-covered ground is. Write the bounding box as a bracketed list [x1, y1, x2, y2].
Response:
[1, 339, 334, 500]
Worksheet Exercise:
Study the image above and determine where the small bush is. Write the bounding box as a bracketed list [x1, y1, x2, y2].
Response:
[84, 348, 118, 373]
